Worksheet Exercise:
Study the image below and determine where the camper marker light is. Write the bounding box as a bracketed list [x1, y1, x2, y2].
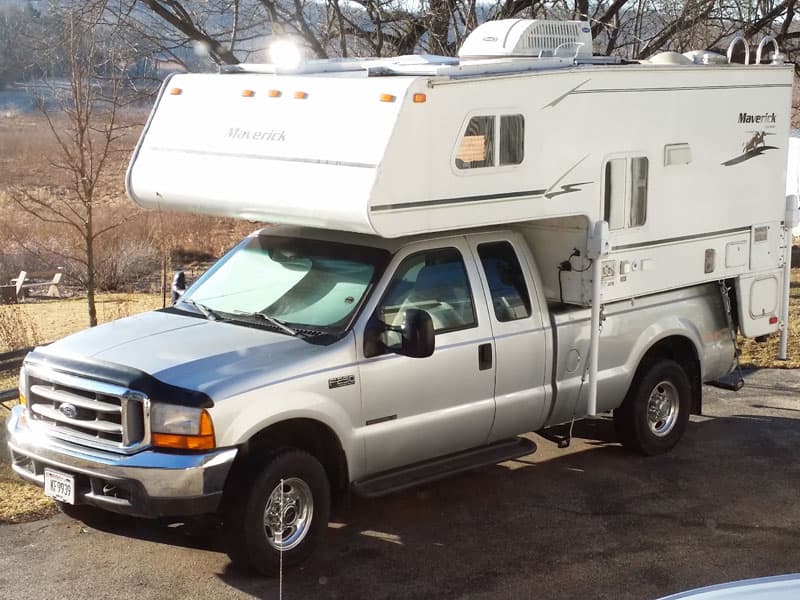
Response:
[294, 91, 308, 99]
[769, 316, 778, 324]
[269, 39, 302, 69]
[268, 89, 282, 98]
[241, 89, 256, 97]
[150, 404, 216, 451]
[18, 391, 26, 407]
[413, 93, 427, 103]
[379, 94, 396, 103]
[169, 88, 183, 96]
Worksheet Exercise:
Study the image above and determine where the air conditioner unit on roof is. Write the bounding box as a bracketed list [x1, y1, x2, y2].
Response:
[459, 19, 593, 59]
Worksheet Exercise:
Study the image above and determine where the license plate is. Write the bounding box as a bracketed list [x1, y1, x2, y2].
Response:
[44, 469, 75, 504]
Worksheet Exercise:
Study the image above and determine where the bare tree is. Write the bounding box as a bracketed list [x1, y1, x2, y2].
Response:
[10, 6, 142, 327]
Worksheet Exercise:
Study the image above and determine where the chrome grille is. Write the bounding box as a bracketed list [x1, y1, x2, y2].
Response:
[24, 366, 149, 454]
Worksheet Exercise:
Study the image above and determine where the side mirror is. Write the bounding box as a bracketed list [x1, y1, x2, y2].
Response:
[398, 309, 435, 358]
[363, 309, 435, 359]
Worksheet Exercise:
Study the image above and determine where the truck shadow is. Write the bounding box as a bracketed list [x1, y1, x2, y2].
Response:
[64, 402, 800, 599]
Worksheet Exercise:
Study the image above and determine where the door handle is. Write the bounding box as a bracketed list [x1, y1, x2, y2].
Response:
[478, 343, 492, 371]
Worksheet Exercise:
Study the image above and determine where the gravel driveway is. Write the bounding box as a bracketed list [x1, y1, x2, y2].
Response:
[2, 369, 799, 600]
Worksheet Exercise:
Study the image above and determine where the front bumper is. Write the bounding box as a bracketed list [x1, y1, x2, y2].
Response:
[6, 405, 237, 518]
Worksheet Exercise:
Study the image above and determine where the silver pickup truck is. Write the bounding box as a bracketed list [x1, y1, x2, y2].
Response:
[6, 225, 736, 574]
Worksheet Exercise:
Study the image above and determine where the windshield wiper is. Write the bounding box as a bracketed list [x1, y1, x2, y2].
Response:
[233, 310, 299, 337]
[182, 298, 221, 321]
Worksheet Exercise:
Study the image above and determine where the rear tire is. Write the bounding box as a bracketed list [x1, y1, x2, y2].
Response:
[223, 449, 330, 576]
[614, 358, 692, 456]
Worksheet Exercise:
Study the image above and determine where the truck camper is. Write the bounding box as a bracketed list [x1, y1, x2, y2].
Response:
[7, 19, 798, 575]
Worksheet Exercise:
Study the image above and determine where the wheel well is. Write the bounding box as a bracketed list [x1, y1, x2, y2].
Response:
[226, 419, 349, 508]
[638, 336, 702, 414]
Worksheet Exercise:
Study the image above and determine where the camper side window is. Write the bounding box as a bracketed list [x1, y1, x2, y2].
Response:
[603, 156, 648, 229]
[456, 114, 525, 170]
[456, 117, 495, 169]
[499, 115, 524, 166]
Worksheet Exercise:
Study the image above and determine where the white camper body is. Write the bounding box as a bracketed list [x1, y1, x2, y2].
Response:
[127, 19, 793, 340]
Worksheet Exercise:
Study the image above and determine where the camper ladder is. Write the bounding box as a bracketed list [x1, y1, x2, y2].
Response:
[710, 281, 745, 391]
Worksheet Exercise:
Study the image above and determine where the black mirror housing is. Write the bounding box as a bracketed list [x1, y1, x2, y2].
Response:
[399, 309, 435, 358]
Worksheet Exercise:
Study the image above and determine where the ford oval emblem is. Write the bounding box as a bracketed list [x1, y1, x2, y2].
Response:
[59, 403, 78, 419]
[582, 27, 590, 33]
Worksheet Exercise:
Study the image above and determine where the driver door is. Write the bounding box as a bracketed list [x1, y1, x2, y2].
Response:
[357, 239, 496, 475]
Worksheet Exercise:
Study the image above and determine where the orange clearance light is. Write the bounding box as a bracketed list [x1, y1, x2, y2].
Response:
[169, 87, 183, 96]
[268, 89, 282, 98]
[413, 93, 427, 103]
[379, 93, 396, 103]
[18, 391, 26, 407]
[294, 91, 308, 99]
[241, 89, 256, 97]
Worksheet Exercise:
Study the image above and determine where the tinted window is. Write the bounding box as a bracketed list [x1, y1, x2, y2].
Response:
[477, 242, 532, 322]
[629, 157, 648, 227]
[380, 248, 476, 333]
[500, 115, 524, 166]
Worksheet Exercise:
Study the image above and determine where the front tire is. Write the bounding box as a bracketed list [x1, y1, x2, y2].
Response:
[614, 358, 692, 456]
[224, 449, 330, 576]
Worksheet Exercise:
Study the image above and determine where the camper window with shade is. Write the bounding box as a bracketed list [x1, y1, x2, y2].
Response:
[455, 114, 525, 170]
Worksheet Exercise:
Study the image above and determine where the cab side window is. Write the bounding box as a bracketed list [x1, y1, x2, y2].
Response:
[379, 248, 477, 335]
[477, 242, 532, 322]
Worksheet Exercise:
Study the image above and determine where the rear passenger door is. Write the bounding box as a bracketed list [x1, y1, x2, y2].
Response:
[467, 233, 551, 439]
[358, 239, 496, 475]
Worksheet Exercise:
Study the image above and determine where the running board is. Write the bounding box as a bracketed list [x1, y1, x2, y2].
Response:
[352, 437, 537, 499]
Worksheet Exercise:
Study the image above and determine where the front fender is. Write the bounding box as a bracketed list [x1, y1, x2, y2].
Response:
[213, 389, 363, 482]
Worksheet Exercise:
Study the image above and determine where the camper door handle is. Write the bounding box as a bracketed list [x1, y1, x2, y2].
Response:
[478, 343, 493, 371]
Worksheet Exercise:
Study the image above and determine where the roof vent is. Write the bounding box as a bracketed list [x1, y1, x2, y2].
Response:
[459, 19, 593, 59]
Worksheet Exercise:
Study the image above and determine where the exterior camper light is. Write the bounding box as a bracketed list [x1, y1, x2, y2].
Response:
[269, 39, 302, 70]
[268, 89, 282, 98]
[413, 93, 427, 103]
[241, 89, 255, 97]
[380, 94, 396, 103]
[170, 88, 182, 95]
[294, 91, 308, 99]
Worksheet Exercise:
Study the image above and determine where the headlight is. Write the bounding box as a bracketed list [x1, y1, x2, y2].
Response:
[150, 404, 215, 450]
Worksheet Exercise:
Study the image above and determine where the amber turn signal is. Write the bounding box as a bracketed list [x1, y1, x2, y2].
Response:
[151, 410, 215, 451]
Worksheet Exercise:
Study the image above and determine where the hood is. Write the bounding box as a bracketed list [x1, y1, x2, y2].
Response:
[39, 309, 350, 399]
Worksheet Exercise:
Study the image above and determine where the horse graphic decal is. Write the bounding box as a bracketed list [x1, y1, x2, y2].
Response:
[722, 131, 777, 166]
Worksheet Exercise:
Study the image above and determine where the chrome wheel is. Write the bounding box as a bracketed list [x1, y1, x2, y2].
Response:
[646, 380, 679, 437]
[263, 478, 314, 551]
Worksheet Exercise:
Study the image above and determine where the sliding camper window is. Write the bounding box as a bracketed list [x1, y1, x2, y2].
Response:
[455, 114, 524, 170]
[603, 156, 648, 229]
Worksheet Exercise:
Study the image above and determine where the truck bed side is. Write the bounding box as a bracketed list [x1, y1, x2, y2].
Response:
[545, 282, 736, 426]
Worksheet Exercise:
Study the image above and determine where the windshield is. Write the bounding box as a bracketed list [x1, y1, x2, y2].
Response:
[179, 234, 390, 335]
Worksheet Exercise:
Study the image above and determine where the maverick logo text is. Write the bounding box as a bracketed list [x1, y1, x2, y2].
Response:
[227, 127, 286, 142]
[738, 112, 776, 125]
